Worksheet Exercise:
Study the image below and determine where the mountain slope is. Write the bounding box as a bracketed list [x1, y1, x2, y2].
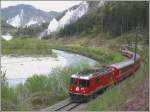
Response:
[2, 4, 61, 27]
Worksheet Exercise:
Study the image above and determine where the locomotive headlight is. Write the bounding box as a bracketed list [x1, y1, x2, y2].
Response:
[76, 87, 79, 91]
[81, 88, 86, 93]
[83, 90, 86, 93]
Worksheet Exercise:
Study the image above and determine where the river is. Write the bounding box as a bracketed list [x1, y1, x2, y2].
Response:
[1, 49, 97, 86]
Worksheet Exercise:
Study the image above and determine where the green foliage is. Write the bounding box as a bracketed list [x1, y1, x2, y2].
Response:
[102, 1, 149, 36]
[25, 75, 51, 93]
[1, 72, 18, 110]
[1, 38, 52, 55]
[80, 31, 87, 37]
[91, 25, 101, 34]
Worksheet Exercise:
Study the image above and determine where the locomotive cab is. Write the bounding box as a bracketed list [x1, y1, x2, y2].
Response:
[69, 67, 112, 102]
[69, 77, 90, 102]
[69, 78, 90, 94]
[69, 69, 97, 102]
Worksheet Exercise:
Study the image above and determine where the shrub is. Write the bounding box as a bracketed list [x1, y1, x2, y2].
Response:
[25, 75, 51, 93]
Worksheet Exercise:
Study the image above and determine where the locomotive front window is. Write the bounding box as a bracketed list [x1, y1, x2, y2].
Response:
[79, 80, 89, 87]
[79, 69, 95, 76]
[70, 78, 78, 85]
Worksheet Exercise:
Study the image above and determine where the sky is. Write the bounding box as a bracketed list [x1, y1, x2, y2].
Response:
[1, 1, 83, 12]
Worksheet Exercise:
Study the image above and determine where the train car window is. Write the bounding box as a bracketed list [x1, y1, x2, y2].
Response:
[79, 80, 89, 87]
[107, 74, 112, 79]
[79, 69, 95, 76]
[96, 78, 100, 84]
[87, 80, 89, 87]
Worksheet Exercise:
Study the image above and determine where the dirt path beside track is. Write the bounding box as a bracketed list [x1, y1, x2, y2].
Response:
[120, 74, 149, 111]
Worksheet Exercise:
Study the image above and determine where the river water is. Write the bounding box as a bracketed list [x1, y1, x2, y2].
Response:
[1, 49, 96, 86]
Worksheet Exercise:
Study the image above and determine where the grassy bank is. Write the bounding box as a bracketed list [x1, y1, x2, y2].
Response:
[87, 47, 149, 111]
[1, 65, 89, 111]
[52, 46, 123, 64]
[2, 38, 52, 55]
[1, 38, 123, 64]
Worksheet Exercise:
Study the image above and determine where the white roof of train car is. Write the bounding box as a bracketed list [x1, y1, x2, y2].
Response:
[131, 53, 140, 60]
[111, 59, 134, 69]
[111, 51, 140, 69]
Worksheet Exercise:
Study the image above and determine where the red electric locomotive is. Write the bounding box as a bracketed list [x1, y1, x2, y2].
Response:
[69, 51, 140, 102]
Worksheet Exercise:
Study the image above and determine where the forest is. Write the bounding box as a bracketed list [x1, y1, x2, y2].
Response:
[58, 1, 149, 37]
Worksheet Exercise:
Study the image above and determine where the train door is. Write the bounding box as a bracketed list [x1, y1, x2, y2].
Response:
[106, 72, 113, 85]
[99, 74, 108, 88]
[95, 76, 101, 90]
[102, 72, 111, 87]
[112, 67, 120, 81]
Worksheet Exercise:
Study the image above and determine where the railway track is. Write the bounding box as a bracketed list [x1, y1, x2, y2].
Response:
[41, 98, 81, 111]
[54, 102, 80, 111]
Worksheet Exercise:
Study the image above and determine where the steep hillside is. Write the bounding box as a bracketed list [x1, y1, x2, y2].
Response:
[58, 1, 149, 37]
[40, 1, 89, 38]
